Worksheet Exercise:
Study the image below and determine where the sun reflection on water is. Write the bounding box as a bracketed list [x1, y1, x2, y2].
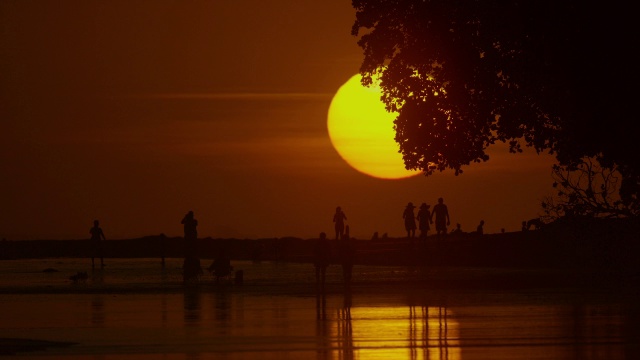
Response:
[331, 304, 460, 360]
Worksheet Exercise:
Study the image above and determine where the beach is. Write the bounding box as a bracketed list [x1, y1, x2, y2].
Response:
[1, 258, 639, 359]
[3, 1, 638, 358]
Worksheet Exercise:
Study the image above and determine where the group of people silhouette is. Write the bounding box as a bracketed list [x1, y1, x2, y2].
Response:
[87, 198, 488, 283]
[319, 199, 452, 291]
[316, 198, 453, 292]
[332, 198, 453, 246]
[88, 210, 211, 281]
[402, 197, 451, 241]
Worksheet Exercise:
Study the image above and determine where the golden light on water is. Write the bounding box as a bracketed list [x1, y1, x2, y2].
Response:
[331, 305, 460, 359]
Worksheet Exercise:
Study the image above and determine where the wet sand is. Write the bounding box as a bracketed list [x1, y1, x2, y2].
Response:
[1, 259, 639, 359]
[1, 288, 637, 359]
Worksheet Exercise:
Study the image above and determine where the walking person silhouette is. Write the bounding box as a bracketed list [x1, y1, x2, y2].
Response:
[333, 206, 347, 240]
[430, 197, 450, 237]
[430, 198, 450, 264]
[416, 203, 431, 242]
[403, 202, 417, 239]
[89, 220, 106, 268]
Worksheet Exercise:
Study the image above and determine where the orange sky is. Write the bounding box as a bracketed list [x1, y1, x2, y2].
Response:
[0, 1, 556, 240]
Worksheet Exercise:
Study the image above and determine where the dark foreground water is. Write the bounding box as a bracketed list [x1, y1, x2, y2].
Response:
[0, 258, 638, 359]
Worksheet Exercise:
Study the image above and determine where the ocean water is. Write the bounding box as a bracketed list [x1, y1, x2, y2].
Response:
[0, 258, 638, 359]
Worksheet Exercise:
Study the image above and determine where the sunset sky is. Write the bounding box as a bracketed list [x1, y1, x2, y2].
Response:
[1, 0, 557, 241]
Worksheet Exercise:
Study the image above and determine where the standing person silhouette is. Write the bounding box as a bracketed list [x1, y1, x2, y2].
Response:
[403, 202, 417, 239]
[181, 210, 201, 281]
[430, 197, 450, 237]
[475, 220, 485, 236]
[182, 210, 199, 254]
[89, 220, 106, 268]
[416, 203, 431, 242]
[333, 206, 347, 240]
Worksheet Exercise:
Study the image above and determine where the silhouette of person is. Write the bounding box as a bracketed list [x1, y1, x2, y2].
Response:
[182, 211, 198, 242]
[521, 221, 528, 232]
[476, 220, 485, 236]
[333, 206, 347, 240]
[416, 203, 431, 241]
[313, 232, 331, 292]
[451, 223, 463, 235]
[403, 202, 417, 239]
[340, 225, 355, 288]
[89, 220, 105, 268]
[430, 197, 450, 236]
[181, 210, 199, 255]
[181, 211, 201, 281]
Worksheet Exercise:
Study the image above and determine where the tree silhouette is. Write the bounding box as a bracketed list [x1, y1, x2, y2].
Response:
[351, 1, 638, 201]
[542, 158, 639, 221]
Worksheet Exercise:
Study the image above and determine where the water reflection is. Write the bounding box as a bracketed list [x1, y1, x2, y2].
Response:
[345, 303, 460, 360]
[161, 267, 169, 326]
[337, 289, 354, 360]
[214, 289, 232, 323]
[568, 302, 625, 360]
[90, 267, 104, 286]
[316, 292, 330, 360]
[183, 285, 201, 326]
[183, 286, 202, 360]
[409, 306, 426, 360]
[316, 292, 327, 321]
[4, 260, 640, 359]
[90, 294, 105, 327]
[164, 289, 635, 359]
[427, 306, 459, 360]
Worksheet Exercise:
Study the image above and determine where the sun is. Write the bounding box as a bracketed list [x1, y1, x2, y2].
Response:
[327, 74, 420, 180]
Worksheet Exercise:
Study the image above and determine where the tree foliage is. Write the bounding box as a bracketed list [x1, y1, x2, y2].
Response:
[541, 158, 639, 221]
[351, 0, 637, 184]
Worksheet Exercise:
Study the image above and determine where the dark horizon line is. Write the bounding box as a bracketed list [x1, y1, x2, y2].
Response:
[2, 231, 524, 243]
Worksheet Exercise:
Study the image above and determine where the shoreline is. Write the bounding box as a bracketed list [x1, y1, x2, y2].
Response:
[2, 229, 639, 270]
[0, 338, 77, 356]
[0, 258, 637, 296]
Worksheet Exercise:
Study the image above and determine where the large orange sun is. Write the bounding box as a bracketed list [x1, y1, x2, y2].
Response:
[327, 74, 420, 180]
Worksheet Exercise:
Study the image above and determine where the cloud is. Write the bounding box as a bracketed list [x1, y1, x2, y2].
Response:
[133, 93, 333, 100]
